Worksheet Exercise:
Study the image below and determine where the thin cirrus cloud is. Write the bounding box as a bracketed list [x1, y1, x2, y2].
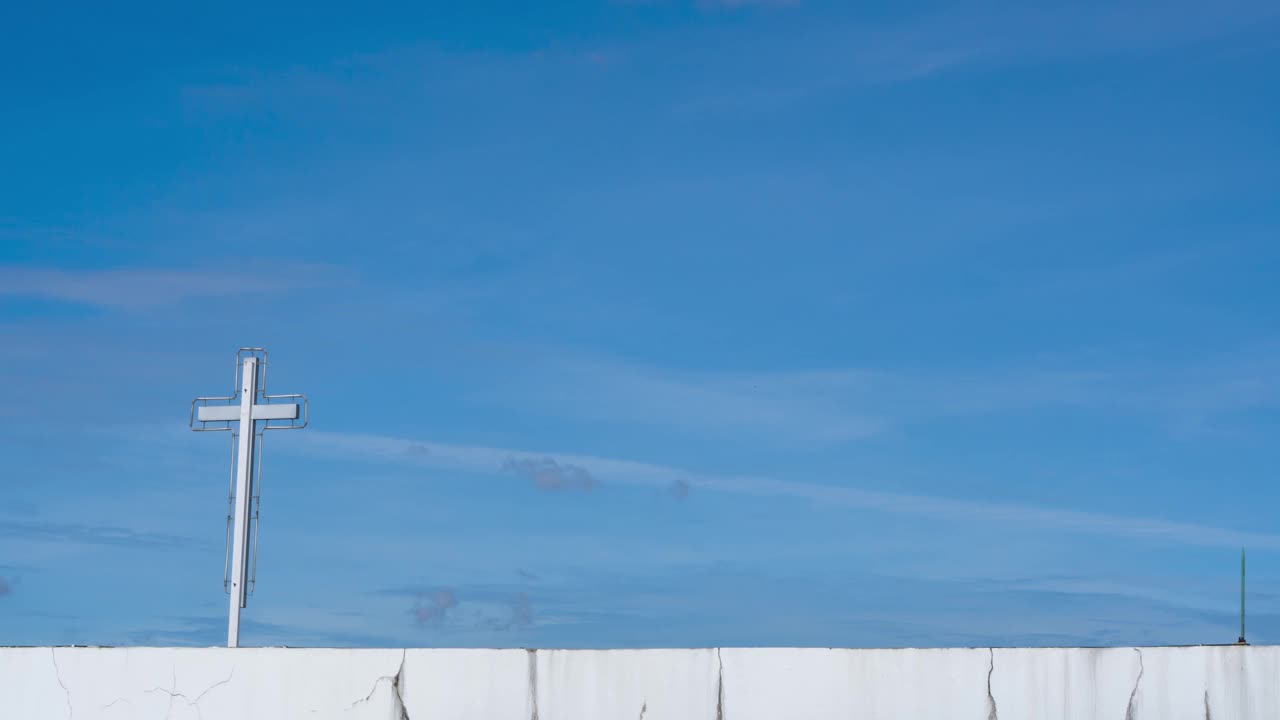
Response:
[123, 615, 401, 648]
[291, 430, 1280, 552]
[0, 518, 208, 550]
[487, 354, 888, 445]
[618, 0, 799, 8]
[0, 264, 349, 308]
[485, 348, 1280, 443]
[669, 1, 1280, 113]
[698, 0, 799, 7]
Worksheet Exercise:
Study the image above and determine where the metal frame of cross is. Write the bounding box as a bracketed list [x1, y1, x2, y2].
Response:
[190, 348, 308, 648]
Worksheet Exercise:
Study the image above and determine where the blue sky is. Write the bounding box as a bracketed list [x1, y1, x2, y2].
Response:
[1, 0, 1278, 648]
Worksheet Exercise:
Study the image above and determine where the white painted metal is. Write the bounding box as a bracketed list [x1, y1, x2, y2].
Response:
[196, 405, 241, 422]
[198, 403, 300, 423]
[250, 403, 300, 421]
[227, 357, 257, 648]
[191, 349, 308, 649]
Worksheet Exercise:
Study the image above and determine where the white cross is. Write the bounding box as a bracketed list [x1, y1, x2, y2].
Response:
[191, 348, 307, 648]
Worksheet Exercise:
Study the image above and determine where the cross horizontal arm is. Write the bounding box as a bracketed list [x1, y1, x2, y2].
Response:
[197, 403, 300, 423]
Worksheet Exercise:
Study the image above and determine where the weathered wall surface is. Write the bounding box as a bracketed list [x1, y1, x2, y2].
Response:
[1, 645, 1276, 719]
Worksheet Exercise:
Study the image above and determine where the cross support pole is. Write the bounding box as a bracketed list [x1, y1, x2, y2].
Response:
[1239, 548, 1247, 645]
[227, 356, 258, 648]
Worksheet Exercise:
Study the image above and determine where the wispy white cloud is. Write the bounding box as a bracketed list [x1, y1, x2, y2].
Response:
[293, 430, 1280, 551]
[164, 0, 1280, 128]
[482, 353, 888, 445]
[479, 346, 1280, 445]
[0, 264, 349, 308]
[672, 0, 1280, 113]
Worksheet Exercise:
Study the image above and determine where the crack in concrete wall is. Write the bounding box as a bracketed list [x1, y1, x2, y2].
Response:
[348, 649, 408, 719]
[391, 650, 410, 720]
[98, 698, 132, 712]
[715, 648, 724, 720]
[191, 669, 236, 707]
[143, 666, 235, 720]
[142, 668, 178, 717]
[50, 648, 72, 719]
[1125, 648, 1144, 720]
[528, 649, 540, 720]
[986, 648, 998, 720]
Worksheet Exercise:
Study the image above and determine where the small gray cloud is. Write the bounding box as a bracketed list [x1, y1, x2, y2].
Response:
[670, 479, 691, 499]
[517, 568, 541, 582]
[503, 456, 596, 491]
[509, 592, 534, 628]
[412, 589, 458, 624]
[0, 577, 11, 597]
[406, 443, 431, 456]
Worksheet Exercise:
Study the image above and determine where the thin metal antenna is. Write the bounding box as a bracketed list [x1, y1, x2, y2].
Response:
[1238, 548, 1247, 645]
[191, 348, 308, 648]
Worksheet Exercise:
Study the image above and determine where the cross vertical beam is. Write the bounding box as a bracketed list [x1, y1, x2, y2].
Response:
[227, 356, 258, 648]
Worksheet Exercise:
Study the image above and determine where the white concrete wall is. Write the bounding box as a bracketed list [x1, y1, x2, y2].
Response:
[1, 645, 1276, 719]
